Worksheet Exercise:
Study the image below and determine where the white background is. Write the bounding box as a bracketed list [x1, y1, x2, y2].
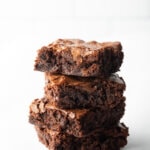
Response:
[0, 0, 150, 149]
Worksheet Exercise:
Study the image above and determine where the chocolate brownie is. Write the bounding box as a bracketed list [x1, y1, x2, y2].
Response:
[34, 39, 123, 77]
[29, 98, 125, 137]
[45, 73, 125, 109]
[35, 123, 128, 150]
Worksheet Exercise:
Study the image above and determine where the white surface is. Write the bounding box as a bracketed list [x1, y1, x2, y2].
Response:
[0, 0, 150, 150]
[0, 0, 150, 17]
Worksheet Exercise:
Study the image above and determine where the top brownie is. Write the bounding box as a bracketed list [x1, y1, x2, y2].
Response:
[34, 39, 123, 77]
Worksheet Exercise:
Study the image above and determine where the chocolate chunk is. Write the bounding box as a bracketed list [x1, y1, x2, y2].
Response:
[34, 39, 123, 77]
[35, 123, 129, 150]
[44, 73, 125, 109]
[29, 98, 125, 137]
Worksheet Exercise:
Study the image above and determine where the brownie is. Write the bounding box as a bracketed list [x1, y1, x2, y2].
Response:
[34, 39, 123, 77]
[44, 73, 125, 109]
[29, 98, 125, 137]
[35, 123, 128, 150]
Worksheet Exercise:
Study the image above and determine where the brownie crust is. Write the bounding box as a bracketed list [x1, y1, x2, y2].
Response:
[45, 73, 126, 109]
[34, 39, 123, 77]
[29, 98, 125, 137]
[35, 123, 129, 150]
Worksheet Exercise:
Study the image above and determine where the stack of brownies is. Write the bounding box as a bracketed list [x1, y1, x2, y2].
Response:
[29, 39, 129, 150]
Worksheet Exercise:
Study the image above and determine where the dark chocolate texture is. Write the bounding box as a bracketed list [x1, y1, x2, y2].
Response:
[34, 39, 123, 77]
[35, 123, 129, 150]
[44, 73, 126, 109]
[29, 98, 125, 137]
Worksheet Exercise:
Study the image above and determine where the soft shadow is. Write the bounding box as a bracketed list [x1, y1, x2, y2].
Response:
[122, 136, 148, 150]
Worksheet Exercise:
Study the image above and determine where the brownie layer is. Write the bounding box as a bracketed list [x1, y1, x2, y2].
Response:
[34, 39, 123, 77]
[29, 98, 125, 137]
[45, 73, 125, 109]
[35, 123, 128, 150]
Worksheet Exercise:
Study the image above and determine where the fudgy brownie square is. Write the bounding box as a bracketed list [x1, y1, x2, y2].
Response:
[34, 39, 123, 77]
[29, 98, 125, 137]
[35, 123, 128, 150]
[44, 73, 125, 109]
